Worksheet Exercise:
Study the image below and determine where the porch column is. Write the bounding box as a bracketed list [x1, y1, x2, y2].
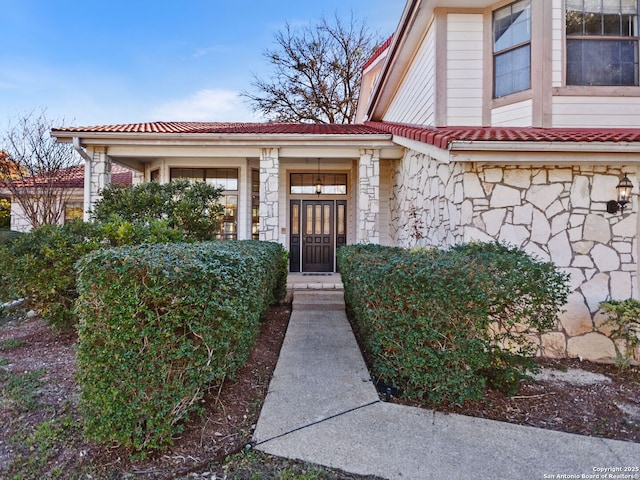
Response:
[259, 148, 280, 242]
[83, 147, 111, 221]
[357, 149, 380, 244]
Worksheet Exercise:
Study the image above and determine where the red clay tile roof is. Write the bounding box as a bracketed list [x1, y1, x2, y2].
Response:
[362, 35, 393, 71]
[366, 122, 640, 150]
[1, 164, 132, 190]
[54, 120, 640, 149]
[55, 122, 386, 135]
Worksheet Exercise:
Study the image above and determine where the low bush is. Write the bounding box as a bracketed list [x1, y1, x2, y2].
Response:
[75, 240, 286, 451]
[338, 242, 569, 406]
[0, 228, 21, 245]
[599, 299, 640, 368]
[91, 180, 225, 241]
[0, 220, 181, 330]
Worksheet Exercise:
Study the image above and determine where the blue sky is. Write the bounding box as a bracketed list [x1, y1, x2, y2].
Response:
[0, 1, 404, 131]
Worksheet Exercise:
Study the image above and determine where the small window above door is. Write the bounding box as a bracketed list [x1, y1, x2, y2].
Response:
[290, 173, 347, 195]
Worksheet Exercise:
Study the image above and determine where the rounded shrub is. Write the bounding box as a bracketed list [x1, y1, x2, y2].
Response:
[338, 242, 570, 405]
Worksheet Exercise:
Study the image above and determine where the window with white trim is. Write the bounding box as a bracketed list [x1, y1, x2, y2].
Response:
[566, 0, 639, 86]
[493, 0, 532, 98]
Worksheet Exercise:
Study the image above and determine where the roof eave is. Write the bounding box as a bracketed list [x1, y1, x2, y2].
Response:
[53, 131, 396, 147]
[449, 140, 640, 154]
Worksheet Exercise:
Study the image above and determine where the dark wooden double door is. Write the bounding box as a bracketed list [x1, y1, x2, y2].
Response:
[290, 200, 346, 272]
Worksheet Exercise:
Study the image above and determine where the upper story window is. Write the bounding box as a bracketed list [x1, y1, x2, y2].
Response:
[493, 0, 532, 98]
[566, 0, 639, 86]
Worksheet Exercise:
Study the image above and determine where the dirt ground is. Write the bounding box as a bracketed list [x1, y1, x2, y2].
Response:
[1, 304, 638, 479]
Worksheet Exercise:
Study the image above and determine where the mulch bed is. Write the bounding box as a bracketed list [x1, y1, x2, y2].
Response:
[1, 303, 638, 479]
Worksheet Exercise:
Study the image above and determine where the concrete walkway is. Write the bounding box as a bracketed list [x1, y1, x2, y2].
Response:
[254, 276, 640, 480]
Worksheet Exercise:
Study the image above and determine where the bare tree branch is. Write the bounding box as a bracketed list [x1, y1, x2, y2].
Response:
[0, 110, 81, 230]
[242, 12, 381, 124]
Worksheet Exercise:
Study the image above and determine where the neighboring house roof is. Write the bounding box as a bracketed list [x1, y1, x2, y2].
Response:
[0, 164, 132, 191]
[0, 151, 21, 177]
[54, 122, 386, 135]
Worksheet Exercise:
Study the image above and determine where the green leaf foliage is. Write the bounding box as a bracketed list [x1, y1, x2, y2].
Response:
[337, 242, 570, 406]
[74, 240, 287, 451]
[0, 220, 182, 330]
[599, 299, 640, 368]
[91, 180, 225, 241]
[0, 199, 10, 229]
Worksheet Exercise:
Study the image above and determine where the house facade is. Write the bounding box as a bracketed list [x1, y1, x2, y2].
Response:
[52, 0, 640, 361]
[1, 164, 132, 232]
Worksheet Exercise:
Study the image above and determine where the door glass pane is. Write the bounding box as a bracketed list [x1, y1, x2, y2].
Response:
[292, 204, 299, 235]
[323, 205, 331, 235]
[306, 205, 313, 234]
[337, 204, 345, 235]
[314, 205, 322, 234]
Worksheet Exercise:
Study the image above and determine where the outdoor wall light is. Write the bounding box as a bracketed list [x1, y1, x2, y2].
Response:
[314, 158, 323, 196]
[606, 174, 633, 214]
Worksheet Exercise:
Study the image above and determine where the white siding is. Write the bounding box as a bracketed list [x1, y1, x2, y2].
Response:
[491, 99, 533, 126]
[552, 96, 640, 127]
[447, 13, 483, 126]
[10, 201, 32, 232]
[384, 27, 437, 125]
[551, 0, 563, 87]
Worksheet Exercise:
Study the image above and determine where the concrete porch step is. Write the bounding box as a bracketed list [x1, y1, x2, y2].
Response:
[292, 291, 346, 311]
[286, 273, 343, 293]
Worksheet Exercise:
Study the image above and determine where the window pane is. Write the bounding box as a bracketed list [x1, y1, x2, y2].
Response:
[215, 194, 237, 240]
[568, 0, 639, 35]
[65, 204, 83, 223]
[306, 205, 313, 235]
[314, 205, 321, 234]
[170, 168, 204, 182]
[337, 204, 345, 236]
[567, 39, 639, 85]
[290, 173, 347, 195]
[494, 0, 531, 52]
[494, 44, 531, 97]
[292, 204, 299, 235]
[323, 205, 331, 235]
[252, 169, 260, 240]
[206, 168, 238, 190]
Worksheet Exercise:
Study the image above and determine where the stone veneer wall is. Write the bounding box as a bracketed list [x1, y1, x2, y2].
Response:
[389, 149, 466, 247]
[259, 148, 279, 242]
[390, 150, 638, 362]
[358, 150, 381, 244]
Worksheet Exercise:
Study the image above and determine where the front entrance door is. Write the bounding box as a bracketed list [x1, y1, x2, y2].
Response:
[290, 200, 346, 272]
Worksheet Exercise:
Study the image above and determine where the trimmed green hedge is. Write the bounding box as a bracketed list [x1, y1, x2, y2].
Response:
[0, 220, 182, 329]
[0, 228, 21, 245]
[75, 240, 286, 451]
[338, 242, 569, 406]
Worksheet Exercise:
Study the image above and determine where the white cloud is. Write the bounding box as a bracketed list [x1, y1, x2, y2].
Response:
[150, 89, 261, 122]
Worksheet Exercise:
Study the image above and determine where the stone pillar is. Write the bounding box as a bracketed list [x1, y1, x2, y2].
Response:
[83, 147, 111, 221]
[259, 148, 280, 242]
[131, 170, 144, 185]
[357, 149, 380, 244]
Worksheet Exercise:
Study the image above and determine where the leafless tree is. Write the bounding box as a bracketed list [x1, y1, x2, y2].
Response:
[243, 13, 381, 124]
[0, 111, 81, 230]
